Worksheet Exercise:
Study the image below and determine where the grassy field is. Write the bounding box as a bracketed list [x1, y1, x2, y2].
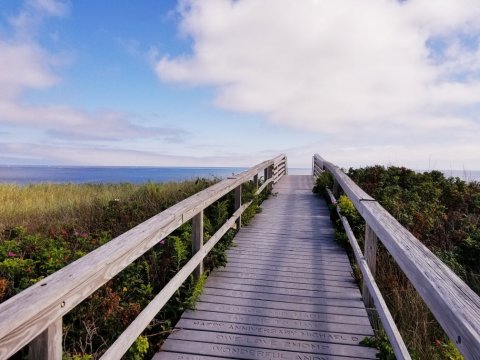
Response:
[0, 182, 209, 235]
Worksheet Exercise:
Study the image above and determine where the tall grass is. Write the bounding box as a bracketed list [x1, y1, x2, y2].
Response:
[0, 181, 211, 236]
[1, 183, 128, 233]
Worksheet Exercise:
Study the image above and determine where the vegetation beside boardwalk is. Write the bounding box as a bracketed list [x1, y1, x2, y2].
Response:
[0, 179, 268, 359]
[315, 167, 480, 359]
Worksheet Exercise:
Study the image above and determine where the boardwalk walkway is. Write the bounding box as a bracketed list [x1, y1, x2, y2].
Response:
[154, 175, 376, 360]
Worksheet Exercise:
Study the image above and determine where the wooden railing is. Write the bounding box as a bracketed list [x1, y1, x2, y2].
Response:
[0, 154, 287, 359]
[313, 154, 480, 360]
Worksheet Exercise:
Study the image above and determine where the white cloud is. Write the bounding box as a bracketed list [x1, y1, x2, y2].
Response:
[0, 100, 187, 142]
[0, 41, 58, 99]
[8, 0, 69, 37]
[156, 0, 480, 168]
[0, 142, 267, 167]
[0, 1, 63, 99]
[31, 0, 69, 17]
[0, 0, 184, 147]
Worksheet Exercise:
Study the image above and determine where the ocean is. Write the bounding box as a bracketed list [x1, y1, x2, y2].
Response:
[435, 170, 480, 182]
[0, 166, 311, 185]
[0, 166, 477, 184]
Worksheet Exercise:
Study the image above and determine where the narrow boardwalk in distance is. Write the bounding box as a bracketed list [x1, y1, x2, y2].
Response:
[154, 175, 376, 360]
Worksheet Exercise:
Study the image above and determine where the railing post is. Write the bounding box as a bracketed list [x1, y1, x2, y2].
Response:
[29, 317, 62, 360]
[192, 211, 204, 279]
[363, 224, 378, 309]
[253, 174, 258, 189]
[268, 165, 274, 189]
[332, 179, 339, 196]
[235, 185, 242, 229]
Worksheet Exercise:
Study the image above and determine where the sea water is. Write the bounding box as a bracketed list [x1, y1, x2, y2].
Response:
[0, 166, 476, 184]
[0, 166, 246, 185]
[0, 166, 311, 184]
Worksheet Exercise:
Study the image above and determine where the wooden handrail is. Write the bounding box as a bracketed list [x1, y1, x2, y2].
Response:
[0, 154, 287, 359]
[313, 154, 480, 360]
[326, 188, 411, 360]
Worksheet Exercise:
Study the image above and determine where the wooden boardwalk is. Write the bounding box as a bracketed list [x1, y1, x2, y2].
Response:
[154, 175, 376, 360]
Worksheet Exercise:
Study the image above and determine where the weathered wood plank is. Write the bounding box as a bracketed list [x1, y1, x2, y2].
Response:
[29, 317, 62, 360]
[153, 353, 230, 360]
[192, 302, 371, 326]
[219, 265, 355, 283]
[220, 263, 353, 278]
[229, 245, 346, 257]
[174, 319, 370, 345]
[168, 330, 378, 358]
[226, 249, 351, 263]
[181, 310, 373, 335]
[237, 228, 335, 235]
[204, 281, 359, 299]
[198, 294, 369, 317]
[231, 243, 344, 255]
[226, 250, 350, 263]
[254, 178, 272, 196]
[227, 243, 346, 255]
[254, 212, 331, 217]
[236, 228, 336, 236]
[206, 274, 357, 292]
[202, 288, 366, 309]
[241, 222, 334, 230]
[232, 235, 341, 246]
[210, 270, 357, 287]
[231, 242, 347, 254]
[233, 232, 338, 241]
[161, 339, 373, 360]
[225, 258, 353, 273]
[226, 253, 350, 266]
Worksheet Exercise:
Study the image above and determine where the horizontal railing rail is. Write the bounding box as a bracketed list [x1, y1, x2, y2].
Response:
[273, 155, 288, 183]
[312, 154, 480, 360]
[0, 154, 287, 359]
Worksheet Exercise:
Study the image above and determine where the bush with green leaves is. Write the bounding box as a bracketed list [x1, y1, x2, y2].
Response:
[346, 165, 479, 359]
[313, 171, 334, 197]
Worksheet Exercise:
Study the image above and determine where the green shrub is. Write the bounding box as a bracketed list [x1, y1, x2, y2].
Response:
[435, 340, 463, 360]
[360, 331, 395, 360]
[128, 336, 149, 360]
[313, 171, 333, 196]
[347, 165, 478, 358]
[186, 273, 207, 309]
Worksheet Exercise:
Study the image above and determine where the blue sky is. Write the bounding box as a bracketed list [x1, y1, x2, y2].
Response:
[1, 0, 480, 169]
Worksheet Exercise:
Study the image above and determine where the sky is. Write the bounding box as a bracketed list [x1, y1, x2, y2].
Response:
[1, 0, 480, 169]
